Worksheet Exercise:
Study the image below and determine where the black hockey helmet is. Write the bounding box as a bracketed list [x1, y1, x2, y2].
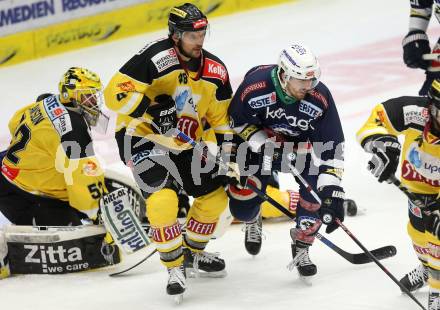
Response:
[428, 78, 440, 128]
[168, 3, 208, 36]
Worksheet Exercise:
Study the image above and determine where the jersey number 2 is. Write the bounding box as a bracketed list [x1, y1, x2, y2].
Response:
[6, 124, 31, 164]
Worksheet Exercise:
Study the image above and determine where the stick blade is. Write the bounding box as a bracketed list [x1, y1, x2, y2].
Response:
[352, 245, 397, 264]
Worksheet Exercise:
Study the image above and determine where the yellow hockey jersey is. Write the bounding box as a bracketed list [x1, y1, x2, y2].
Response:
[104, 37, 233, 150]
[356, 96, 440, 195]
[1, 95, 106, 219]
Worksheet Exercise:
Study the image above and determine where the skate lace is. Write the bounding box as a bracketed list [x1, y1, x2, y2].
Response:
[168, 266, 186, 288]
[408, 264, 428, 285]
[287, 247, 312, 271]
[192, 251, 221, 277]
[243, 220, 265, 243]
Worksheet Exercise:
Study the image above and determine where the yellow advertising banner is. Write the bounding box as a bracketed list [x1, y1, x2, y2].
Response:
[0, 0, 295, 67]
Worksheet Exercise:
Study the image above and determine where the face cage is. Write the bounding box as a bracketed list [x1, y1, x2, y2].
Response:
[73, 89, 108, 130]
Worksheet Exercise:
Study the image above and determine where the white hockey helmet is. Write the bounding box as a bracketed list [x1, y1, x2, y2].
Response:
[277, 43, 321, 91]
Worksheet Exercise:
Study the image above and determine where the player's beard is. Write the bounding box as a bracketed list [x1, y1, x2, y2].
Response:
[177, 40, 202, 60]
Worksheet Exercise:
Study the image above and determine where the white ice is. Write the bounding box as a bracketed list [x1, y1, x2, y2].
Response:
[0, 0, 436, 309]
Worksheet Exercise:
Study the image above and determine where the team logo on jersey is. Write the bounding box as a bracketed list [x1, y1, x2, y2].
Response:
[177, 116, 199, 141]
[408, 147, 422, 168]
[402, 161, 440, 187]
[240, 81, 267, 101]
[248, 92, 276, 109]
[117, 81, 135, 92]
[174, 87, 200, 114]
[406, 144, 440, 181]
[152, 48, 179, 72]
[203, 58, 228, 84]
[83, 161, 99, 176]
[403, 105, 429, 127]
[266, 107, 311, 131]
[299, 100, 323, 118]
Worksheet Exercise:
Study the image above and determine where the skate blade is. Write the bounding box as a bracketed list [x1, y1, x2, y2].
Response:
[297, 271, 313, 286]
[186, 268, 227, 278]
[173, 294, 184, 304]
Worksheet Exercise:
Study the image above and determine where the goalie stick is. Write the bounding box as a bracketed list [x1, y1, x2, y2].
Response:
[109, 249, 158, 277]
[174, 129, 396, 265]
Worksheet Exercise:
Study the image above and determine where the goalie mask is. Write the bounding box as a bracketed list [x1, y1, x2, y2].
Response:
[428, 78, 440, 132]
[277, 43, 321, 99]
[59, 67, 109, 131]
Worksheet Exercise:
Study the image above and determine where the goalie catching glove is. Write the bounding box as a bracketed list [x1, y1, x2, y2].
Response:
[318, 185, 345, 234]
[363, 135, 401, 183]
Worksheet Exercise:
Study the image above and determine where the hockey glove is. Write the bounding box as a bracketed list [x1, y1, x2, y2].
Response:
[146, 94, 177, 135]
[364, 135, 401, 183]
[259, 141, 296, 174]
[318, 185, 345, 234]
[402, 30, 431, 69]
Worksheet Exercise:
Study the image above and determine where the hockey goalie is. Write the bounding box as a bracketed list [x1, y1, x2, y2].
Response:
[0, 67, 155, 278]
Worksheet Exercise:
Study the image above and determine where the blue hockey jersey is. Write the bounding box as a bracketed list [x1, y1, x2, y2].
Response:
[228, 65, 345, 188]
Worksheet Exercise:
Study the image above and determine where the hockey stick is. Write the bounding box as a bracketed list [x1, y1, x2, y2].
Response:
[241, 181, 396, 264]
[287, 165, 426, 310]
[388, 175, 420, 202]
[174, 130, 395, 264]
[109, 249, 158, 277]
[336, 219, 426, 310]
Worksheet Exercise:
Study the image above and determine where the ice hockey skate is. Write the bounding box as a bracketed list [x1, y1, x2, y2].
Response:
[244, 212, 263, 256]
[183, 248, 227, 278]
[288, 239, 317, 285]
[166, 265, 186, 304]
[399, 263, 428, 292]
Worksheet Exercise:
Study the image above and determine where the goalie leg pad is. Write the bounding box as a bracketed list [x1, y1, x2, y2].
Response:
[5, 225, 120, 275]
[100, 188, 151, 255]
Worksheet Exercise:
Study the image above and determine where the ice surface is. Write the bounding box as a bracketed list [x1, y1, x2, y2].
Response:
[0, 0, 435, 309]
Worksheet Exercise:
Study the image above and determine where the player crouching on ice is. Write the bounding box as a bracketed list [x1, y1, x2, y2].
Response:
[0, 67, 120, 278]
[357, 79, 440, 309]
